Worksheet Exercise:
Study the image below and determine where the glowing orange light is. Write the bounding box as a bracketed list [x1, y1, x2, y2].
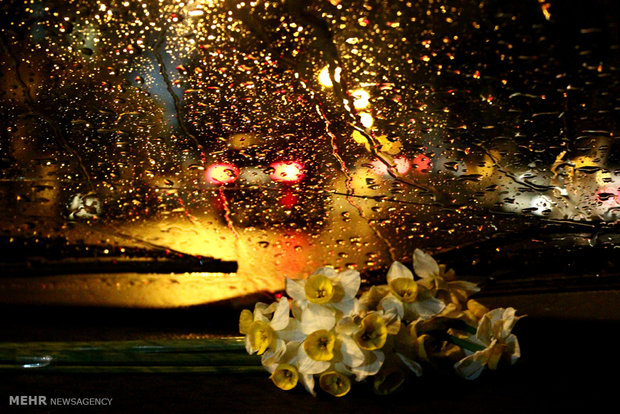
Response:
[411, 154, 432, 173]
[270, 161, 305, 183]
[370, 157, 411, 176]
[206, 163, 239, 184]
[274, 231, 313, 276]
[279, 191, 299, 208]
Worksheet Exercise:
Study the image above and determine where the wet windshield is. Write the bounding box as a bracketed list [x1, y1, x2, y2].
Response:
[0, 0, 618, 307]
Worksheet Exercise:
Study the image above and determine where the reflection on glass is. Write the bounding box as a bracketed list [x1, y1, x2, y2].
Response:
[0, 0, 618, 306]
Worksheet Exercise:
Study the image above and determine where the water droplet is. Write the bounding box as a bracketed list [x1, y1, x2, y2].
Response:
[577, 166, 602, 174]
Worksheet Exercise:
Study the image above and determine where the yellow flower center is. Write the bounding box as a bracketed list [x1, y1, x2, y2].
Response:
[248, 320, 274, 355]
[271, 363, 299, 391]
[439, 264, 456, 281]
[319, 371, 351, 397]
[389, 277, 418, 303]
[304, 274, 335, 304]
[416, 333, 439, 361]
[355, 313, 388, 350]
[467, 299, 490, 319]
[303, 329, 336, 361]
[238, 309, 253, 335]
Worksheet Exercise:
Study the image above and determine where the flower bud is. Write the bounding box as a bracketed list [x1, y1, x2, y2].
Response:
[271, 364, 299, 391]
[319, 371, 351, 397]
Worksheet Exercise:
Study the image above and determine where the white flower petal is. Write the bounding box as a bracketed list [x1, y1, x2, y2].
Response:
[297, 345, 331, 375]
[501, 308, 522, 338]
[409, 297, 445, 320]
[483, 307, 521, 340]
[300, 303, 336, 334]
[416, 278, 435, 292]
[244, 335, 253, 354]
[485, 308, 504, 323]
[340, 335, 366, 368]
[352, 351, 385, 381]
[291, 300, 304, 320]
[253, 302, 270, 322]
[280, 341, 301, 364]
[383, 312, 402, 336]
[379, 295, 405, 320]
[264, 301, 279, 314]
[367, 351, 386, 376]
[331, 297, 358, 317]
[285, 278, 306, 302]
[261, 338, 286, 367]
[279, 320, 306, 343]
[334, 362, 353, 376]
[477, 307, 521, 344]
[312, 266, 338, 278]
[269, 298, 291, 331]
[454, 349, 490, 380]
[448, 280, 481, 295]
[413, 249, 440, 279]
[335, 316, 358, 336]
[476, 311, 493, 344]
[505, 334, 521, 365]
[396, 353, 423, 377]
[387, 261, 414, 284]
[299, 373, 316, 396]
[339, 269, 361, 298]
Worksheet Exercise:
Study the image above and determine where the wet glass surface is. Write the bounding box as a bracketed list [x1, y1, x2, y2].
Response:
[0, 0, 618, 307]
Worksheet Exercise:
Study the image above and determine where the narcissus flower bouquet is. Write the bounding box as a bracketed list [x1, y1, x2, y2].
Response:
[239, 249, 523, 397]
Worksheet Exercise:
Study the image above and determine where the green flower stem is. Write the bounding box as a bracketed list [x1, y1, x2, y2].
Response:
[446, 335, 486, 353]
[0, 338, 246, 354]
[0, 337, 263, 373]
[4, 351, 259, 366]
[0, 364, 266, 374]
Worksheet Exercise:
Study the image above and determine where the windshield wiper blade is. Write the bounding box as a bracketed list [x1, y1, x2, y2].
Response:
[0, 236, 237, 277]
